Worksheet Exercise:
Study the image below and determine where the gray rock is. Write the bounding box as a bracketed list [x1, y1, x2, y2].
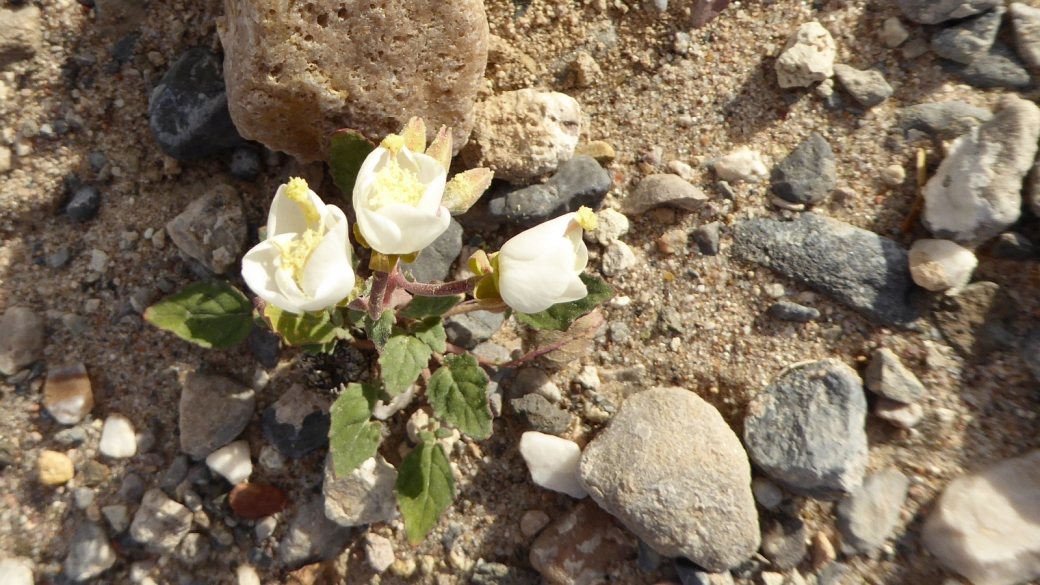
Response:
[832, 65, 893, 108]
[693, 222, 721, 256]
[990, 232, 1036, 260]
[864, 348, 925, 403]
[175, 532, 211, 565]
[923, 450, 1040, 585]
[931, 7, 1005, 64]
[1010, 2, 1040, 68]
[165, 185, 247, 275]
[247, 326, 280, 368]
[161, 455, 190, 496]
[1020, 328, 1040, 383]
[732, 214, 920, 327]
[55, 426, 88, 446]
[63, 522, 116, 583]
[760, 516, 808, 570]
[770, 133, 836, 205]
[47, 248, 71, 269]
[897, 101, 992, 136]
[621, 174, 708, 215]
[323, 454, 397, 527]
[261, 384, 330, 459]
[0, 5, 41, 68]
[637, 539, 664, 572]
[766, 301, 819, 323]
[580, 387, 760, 571]
[945, 43, 1034, 89]
[445, 310, 506, 350]
[471, 341, 512, 364]
[934, 281, 1015, 360]
[511, 394, 575, 436]
[66, 186, 101, 222]
[229, 146, 262, 181]
[179, 372, 255, 459]
[130, 489, 193, 554]
[836, 468, 909, 555]
[148, 48, 243, 160]
[280, 496, 354, 568]
[923, 96, 1040, 247]
[743, 359, 868, 500]
[0, 307, 45, 376]
[486, 156, 612, 226]
[674, 558, 735, 585]
[896, 0, 1001, 24]
[403, 218, 463, 283]
[817, 562, 850, 585]
[471, 559, 540, 585]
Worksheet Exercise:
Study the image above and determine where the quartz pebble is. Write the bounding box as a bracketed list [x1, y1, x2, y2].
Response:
[364, 533, 395, 574]
[519, 432, 588, 498]
[237, 565, 261, 585]
[43, 363, 94, 425]
[463, 89, 582, 183]
[0, 557, 34, 585]
[205, 440, 252, 485]
[99, 414, 137, 459]
[220, 0, 487, 162]
[713, 147, 768, 183]
[923, 450, 1040, 585]
[37, 450, 74, 486]
[775, 22, 836, 88]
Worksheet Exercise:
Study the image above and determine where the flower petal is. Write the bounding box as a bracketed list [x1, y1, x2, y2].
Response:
[370, 204, 452, 255]
[300, 209, 355, 307]
[498, 239, 577, 314]
[268, 184, 328, 237]
[353, 148, 391, 203]
[355, 206, 404, 254]
[499, 213, 578, 263]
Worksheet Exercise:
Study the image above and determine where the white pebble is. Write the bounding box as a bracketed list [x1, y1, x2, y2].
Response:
[206, 440, 252, 485]
[881, 164, 906, 186]
[518, 432, 588, 498]
[259, 445, 284, 470]
[601, 241, 637, 277]
[99, 414, 137, 459]
[714, 147, 768, 183]
[573, 365, 601, 391]
[908, 239, 977, 292]
[89, 250, 109, 273]
[775, 21, 836, 88]
[236, 565, 260, 585]
[255, 516, 277, 541]
[0, 557, 34, 585]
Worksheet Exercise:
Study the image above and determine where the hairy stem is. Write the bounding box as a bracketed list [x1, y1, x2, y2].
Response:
[393, 273, 479, 297]
[368, 271, 390, 320]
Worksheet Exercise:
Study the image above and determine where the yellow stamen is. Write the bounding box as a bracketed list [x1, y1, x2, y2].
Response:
[380, 134, 405, 155]
[285, 177, 320, 224]
[368, 151, 426, 209]
[575, 206, 597, 231]
[275, 228, 325, 290]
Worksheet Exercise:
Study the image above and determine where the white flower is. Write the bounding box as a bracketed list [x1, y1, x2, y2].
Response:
[353, 136, 450, 256]
[241, 178, 355, 314]
[496, 209, 596, 314]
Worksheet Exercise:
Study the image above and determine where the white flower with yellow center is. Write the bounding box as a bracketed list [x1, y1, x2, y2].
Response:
[241, 178, 355, 314]
[353, 135, 450, 256]
[494, 208, 597, 314]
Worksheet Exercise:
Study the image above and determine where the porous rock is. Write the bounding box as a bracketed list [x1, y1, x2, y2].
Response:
[0, 5, 41, 68]
[732, 214, 920, 327]
[580, 387, 760, 571]
[165, 185, 247, 275]
[743, 360, 868, 500]
[923, 450, 1040, 585]
[220, 0, 489, 162]
[462, 89, 582, 183]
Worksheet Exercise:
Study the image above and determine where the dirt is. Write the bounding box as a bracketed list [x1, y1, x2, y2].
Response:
[2, 0, 1040, 584]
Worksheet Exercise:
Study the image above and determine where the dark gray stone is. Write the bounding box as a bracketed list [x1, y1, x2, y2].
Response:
[760, 516, 807, 570]
[896, 0, 1001, 24]
[148, 48, 243, 160]
[766, 301, 819, 323]
[864, 348, 925, 403]
[262, 386, 330, 459]
[64, 522, 116, 582]
[897, 101, 992, 136]
[445, 310, 506, 350]
[934, 281, 1016, 360]
[931, 7, 1005, 64]
[161, 455, 190, 496]
[404, 218, 463, 283]
[674, 558, 734, 585]
[280, 497, 354, 568]
[636, 539, 663, 572]
[990, 232, 1037, 260]
[178, 372, 255, 459]
[109, 34, 138, 63]
[743, 359, 868, 500]
[55, 426, 88, 445]
[88, 151, 107, 172]
[67, 186, 101, 222]
[732, 214, 921, 327]
[486, 155, 612, 226]
[47, 248, 71, 269]
[944, 43, 1034, 90]
[511, 393, 575, 436]
[836, 468, 909, 555]
[693, 222, 721, 256]
[246, 326, 280, 369]
[229, 146, 262, 181]
[770, 133, 836, 205]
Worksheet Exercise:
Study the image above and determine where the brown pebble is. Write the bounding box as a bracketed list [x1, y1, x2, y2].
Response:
[229, 483, 287, 519]
[812, 530, 837, 569]
[42, 362, 94, 425]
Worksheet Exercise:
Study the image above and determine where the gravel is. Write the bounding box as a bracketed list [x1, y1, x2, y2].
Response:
[63, 522, 116, 583]
[769, 133, 836, 205]
[66, 185, 101, 222]
[836, 467, 910, 555]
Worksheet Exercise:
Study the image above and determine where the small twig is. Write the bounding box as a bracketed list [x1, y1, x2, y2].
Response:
[900, 148, 928, 234]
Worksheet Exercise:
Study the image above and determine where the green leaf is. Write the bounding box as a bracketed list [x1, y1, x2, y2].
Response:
[329, 129, 376, 197]
[514, 274, 615, 331]
[143, 281, 253, 349]
[379, 335, 432, 397]
[262, 304, 337, 347]
[365, 310, 395, 350]
[397, 437, 454, 546]
[533, 310, 604, 366]
[427, 354, 492, 440]
[328, 383, 384, 478]
[412, 317, 447, 353]
[402, 295, 463, 319]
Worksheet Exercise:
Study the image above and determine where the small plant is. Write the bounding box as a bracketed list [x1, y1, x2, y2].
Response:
[145, 118, 613, 543]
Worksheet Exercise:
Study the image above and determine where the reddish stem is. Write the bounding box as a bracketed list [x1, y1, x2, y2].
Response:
[393, 273, 478, 297]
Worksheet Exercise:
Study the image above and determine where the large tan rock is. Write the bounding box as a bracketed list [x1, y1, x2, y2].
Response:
[219, 0, 489, 163]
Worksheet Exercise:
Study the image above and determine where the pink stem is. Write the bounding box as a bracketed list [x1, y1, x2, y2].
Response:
[393, 273, 478, 297]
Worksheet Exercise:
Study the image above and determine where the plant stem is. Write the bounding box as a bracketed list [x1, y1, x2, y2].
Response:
[393, 273, 479, 297]
[368, 271, 390, 320]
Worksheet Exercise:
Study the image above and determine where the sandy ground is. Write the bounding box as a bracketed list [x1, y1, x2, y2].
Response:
[2, 0, 1040, 583]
